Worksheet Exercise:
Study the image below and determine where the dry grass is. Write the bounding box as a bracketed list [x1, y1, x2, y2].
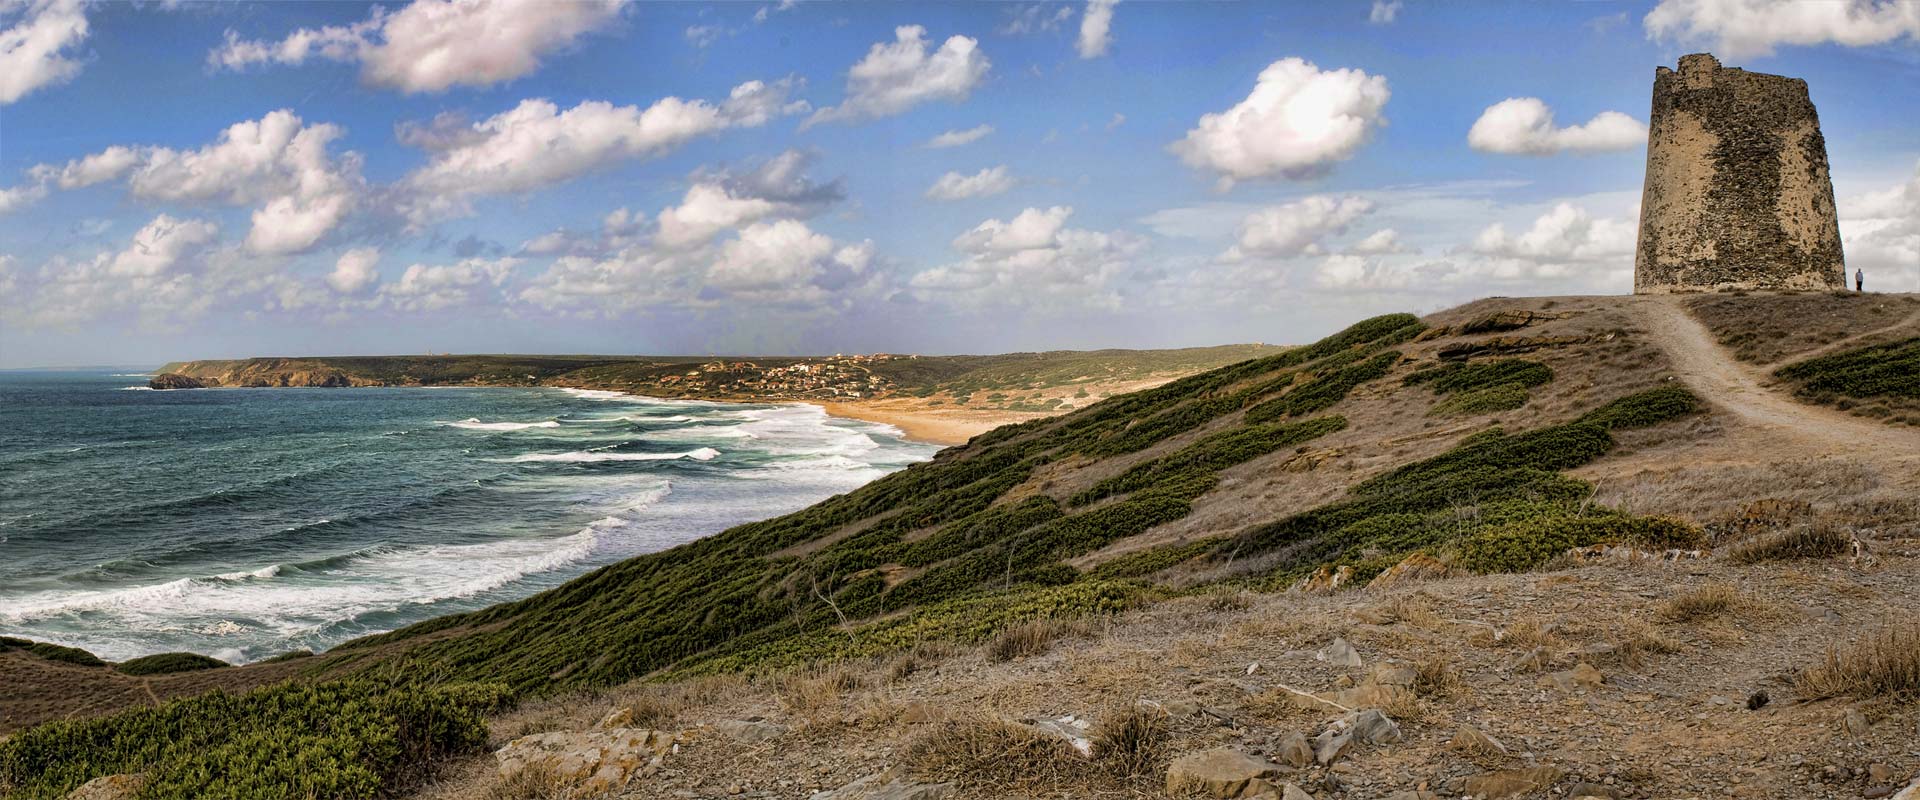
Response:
[1796, 626, 1920, 701]
[905, 716, 1092, 789]
[1413, 655, 1463, 698]
[1659, 584, 1739, 622]
[1197, 585, 1253, 613]
[1089, 703, 1169, 778]
[1727, 524, 1853, 565]
[1610, 619, 1685, 669]
[987, 618, 1089, 662]
[478, 763, 610, 800]
[1370, 591, 1445, 630]
[775, 663, 866, 719]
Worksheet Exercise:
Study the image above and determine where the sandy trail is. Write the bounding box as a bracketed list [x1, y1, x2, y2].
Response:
[1630, 296, 1920, 475]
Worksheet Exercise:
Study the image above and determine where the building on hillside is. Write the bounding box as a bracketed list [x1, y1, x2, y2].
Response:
[1634, 53, 1846, 294]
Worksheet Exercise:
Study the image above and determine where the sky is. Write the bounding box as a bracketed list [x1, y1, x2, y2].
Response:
[0, 0, 1916, 368]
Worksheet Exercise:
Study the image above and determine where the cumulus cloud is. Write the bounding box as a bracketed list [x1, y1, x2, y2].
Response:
[4, 214, 223, 328]
[1224, 195, 1375, 260]
[807, 26, 989, 126]
[328, 247, 381, 294]
[3, 111, 364, 255]
[1468, 98, 1647, 155]
[1840, 160, 1920, 292]
[1465, 202, 1637, 282]
[398, 81, 807, 223]
[1, 0, 89, 104]
[1000, 4, 1074, 35]
[925, 124, 994, 148]
[1348, 228, 1411, 255]
[1369, 0, 1402, 24]
[0, 181, 49, 214]
[1644, 0, 1920, 59]
[382, 258, 516, 311]
[1078, 0, 1116, 58]
[208, 0, 627, 93]
[706, 220, 877, 305]
[913, 206, 1142, 311]
[925, 166, 1015, 201]
[110, 215, 221, 278]
[1315, 253, 1413, 290]
[1171, 58, 1390, 189]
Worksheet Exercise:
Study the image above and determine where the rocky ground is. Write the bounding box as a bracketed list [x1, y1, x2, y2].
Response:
[415, 518, 1920, 800]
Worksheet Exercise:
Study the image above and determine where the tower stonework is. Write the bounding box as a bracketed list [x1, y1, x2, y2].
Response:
[1634, 53, 1846, 294]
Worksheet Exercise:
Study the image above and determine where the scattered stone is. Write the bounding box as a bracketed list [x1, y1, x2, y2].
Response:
[1024, 715, 1094, 758]
[1292, 565, 1355, 595]
[1463, 766, 1565, 800]
[810, 769, 955, 800]
[1567, 781, 1621, 799]
[712, 718, 789, 744]
[1344, 709, 1403, 746]
[1459, 309, 1541, 334]
[1746, 690, 1769, 710]
[599, 707, 635, 729]
[1280, 448, 1342, 473]
[1538, 662, 1604, 692]
[1281, 783, 1315, 800]
[1313, 730, 1352, 765]
[1319, 637, 1363, 668]
[1323, 682, 1410, 710]
[1868, 765, 1897, 783]
[1370, 664, 1417, 686]
[1843, 708, 1871, 737]
[1382, 792, 1441, 800]
[1165, 749, 1286, 798]
[495, 728, 675, 794]
[63, 774, 144, 800]
[1449, 725, 1507, 757]
[1277, 731, 1314, 768]
[1891, 775, 1920, 800]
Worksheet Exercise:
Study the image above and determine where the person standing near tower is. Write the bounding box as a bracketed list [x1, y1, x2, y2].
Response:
[1856, 268, 1864, 291]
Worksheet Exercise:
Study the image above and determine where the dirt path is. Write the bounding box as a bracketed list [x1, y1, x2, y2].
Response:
[1632, 296, 1920, 473]
[1759, 306, 1920, 368]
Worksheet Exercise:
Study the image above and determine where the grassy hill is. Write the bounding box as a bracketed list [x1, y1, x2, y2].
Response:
[7, 294, 1918, 799]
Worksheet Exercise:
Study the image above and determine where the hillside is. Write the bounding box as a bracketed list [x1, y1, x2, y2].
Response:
[5, 293, 1919, 800]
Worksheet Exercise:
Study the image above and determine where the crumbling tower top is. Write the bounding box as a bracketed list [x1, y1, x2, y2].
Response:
[1633, 53, 1846, 294]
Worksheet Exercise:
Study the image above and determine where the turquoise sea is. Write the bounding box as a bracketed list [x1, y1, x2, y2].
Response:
[0, 372, 933, 662]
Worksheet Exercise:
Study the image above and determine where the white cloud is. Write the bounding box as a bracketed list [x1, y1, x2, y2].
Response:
[1839, 159, 1920, 292]
[4, 214, 223, 328]
[1224, 195, 1375, 260]
[753, 0, 796, 24]
[110, 215, 221, 278]
[1349, 228, 1410, 255]
[1315, 253, 1413, 290]
[684, 25, 726, 49]
[4, 111, 364, 254]
[656, 184, 781, 249]
[1464, 201, 1636, 282]
[1078, 0, 1116, 58]
[382, 258, 516, 311]
[209, 0, 628, 93]
[328, 247, 381, 294]
[399, 82, 806, 222]
[1000, 4, 1074, 35]
[914, 206, 1141, 311]
[1369, 0, 1403, 24]
[707, 220, 876, 305]
[0, 181, 49, 214]
[1644, 0, 1920, 59]
[925, 166, 1015, 201]
[925, 124, 994, 148]
[0, 0, 89, 104]
[807, 25, 989, 126]
[1468, 97, 1647, 155]
[1170, 57, 1390, 189]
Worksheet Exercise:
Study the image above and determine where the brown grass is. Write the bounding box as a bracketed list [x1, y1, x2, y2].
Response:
[776, 663, 866, 719]
[1413, 655, 1463, 698]
[1659, 584, 1739, 622]
[1089, 704, 1169, 778]
[1727, 524, 1852, 565]
[987, 618, 1089, 662]
[1796, 626, 1920, 701]
[905, 716, 1091, 789]
[479, 762, 608, 800]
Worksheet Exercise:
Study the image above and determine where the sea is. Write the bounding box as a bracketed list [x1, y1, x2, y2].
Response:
[0, 371, 934, 663]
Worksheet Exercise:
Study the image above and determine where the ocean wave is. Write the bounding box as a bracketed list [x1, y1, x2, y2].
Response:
[442, 418, 562, 431]
[118, 386, 155, 391]
[505, 447, 721, 464]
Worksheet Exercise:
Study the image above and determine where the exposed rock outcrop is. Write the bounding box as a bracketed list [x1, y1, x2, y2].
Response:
[146, 373, 205, 390]
[493, 728, 675, 793]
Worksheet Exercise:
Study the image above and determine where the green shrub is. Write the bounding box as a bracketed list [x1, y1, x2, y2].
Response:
[19, 642, 105, 667]
[1405, 359, 1553, 393]
[1430, 384, 1531, 416]
[1776, 338, 1920, 400]
[1073, 416, 1346, 505]
[256, 649, 314, 664]
[0, 679, 511, 800]
[116, 652, 230, 676]
[1455, 515, 1700, 573]
[1575, 385, 1702, 430]
[1244, 352, 1401, 423]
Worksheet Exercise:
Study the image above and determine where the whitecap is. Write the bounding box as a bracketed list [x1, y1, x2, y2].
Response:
[504, 447, 721, 464]
[118, 386, 155, 391]
[441, 418, 562, 431]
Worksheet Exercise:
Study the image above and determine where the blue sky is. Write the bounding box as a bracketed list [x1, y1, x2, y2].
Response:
[1, 0, 1916, 368]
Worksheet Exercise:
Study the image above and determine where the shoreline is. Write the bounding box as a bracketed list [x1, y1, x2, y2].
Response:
[813, 400, 1046, 447]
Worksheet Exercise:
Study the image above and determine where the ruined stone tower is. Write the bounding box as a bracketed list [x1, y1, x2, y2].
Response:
[1634, 53, 1846, 293]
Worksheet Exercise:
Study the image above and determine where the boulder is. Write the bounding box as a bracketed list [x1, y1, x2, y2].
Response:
[811, 770, 955, 800]
[1024, 715, 1094, 758]
[1345, 709, 1403, 745]
[1313, 729, 1352, 765]
[1567, 782, 1621, 799]
[1276, 731, 1314, 768]
[1166, 748, 1287, 798]
[1323, 682, 1410, 710]
[1843, 708, 1871, 737]
[1463, 766, 1565, 800]
[1365, 552, 1453, 590]
[1291, 565, 1355, 595]
[146, 373, 205, 390]
[1459, 310, 1541, 334]
[1370, 664, 1417, 687]
[712, 718, 789, 744]
[1281, 783, 1315, 800]
[63, 774, 144, 800]
[1319, 637, 1363, 668]
[494, 728, 675, 793]
[1449, 725, 1507, 756]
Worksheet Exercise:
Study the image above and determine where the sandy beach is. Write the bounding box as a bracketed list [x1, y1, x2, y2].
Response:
[816, 399, 1048, 446]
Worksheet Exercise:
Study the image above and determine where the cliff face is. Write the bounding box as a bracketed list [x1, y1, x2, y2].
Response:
[155, 359, 386, 389]
[1634, 53, 1846, 294]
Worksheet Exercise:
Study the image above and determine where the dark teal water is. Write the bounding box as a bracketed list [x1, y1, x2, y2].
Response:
[0, 373, 932, 662]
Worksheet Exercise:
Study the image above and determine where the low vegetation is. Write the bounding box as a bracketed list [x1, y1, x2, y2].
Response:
[116, 652, 230, 676]
[1726, 523, 1852, 564]
[0, 679, 511, 799]
[1658, 584, 1739, 622]
[1775, 337, 1920, 424]
[1796, 626, 1920, 701]
[0, 638, 106, 667]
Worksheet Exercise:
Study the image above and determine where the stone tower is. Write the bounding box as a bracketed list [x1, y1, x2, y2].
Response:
[1634, 53, 1846, 293]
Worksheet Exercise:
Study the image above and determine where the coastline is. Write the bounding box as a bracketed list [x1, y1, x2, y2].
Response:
[815, 399, 1048, 446]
